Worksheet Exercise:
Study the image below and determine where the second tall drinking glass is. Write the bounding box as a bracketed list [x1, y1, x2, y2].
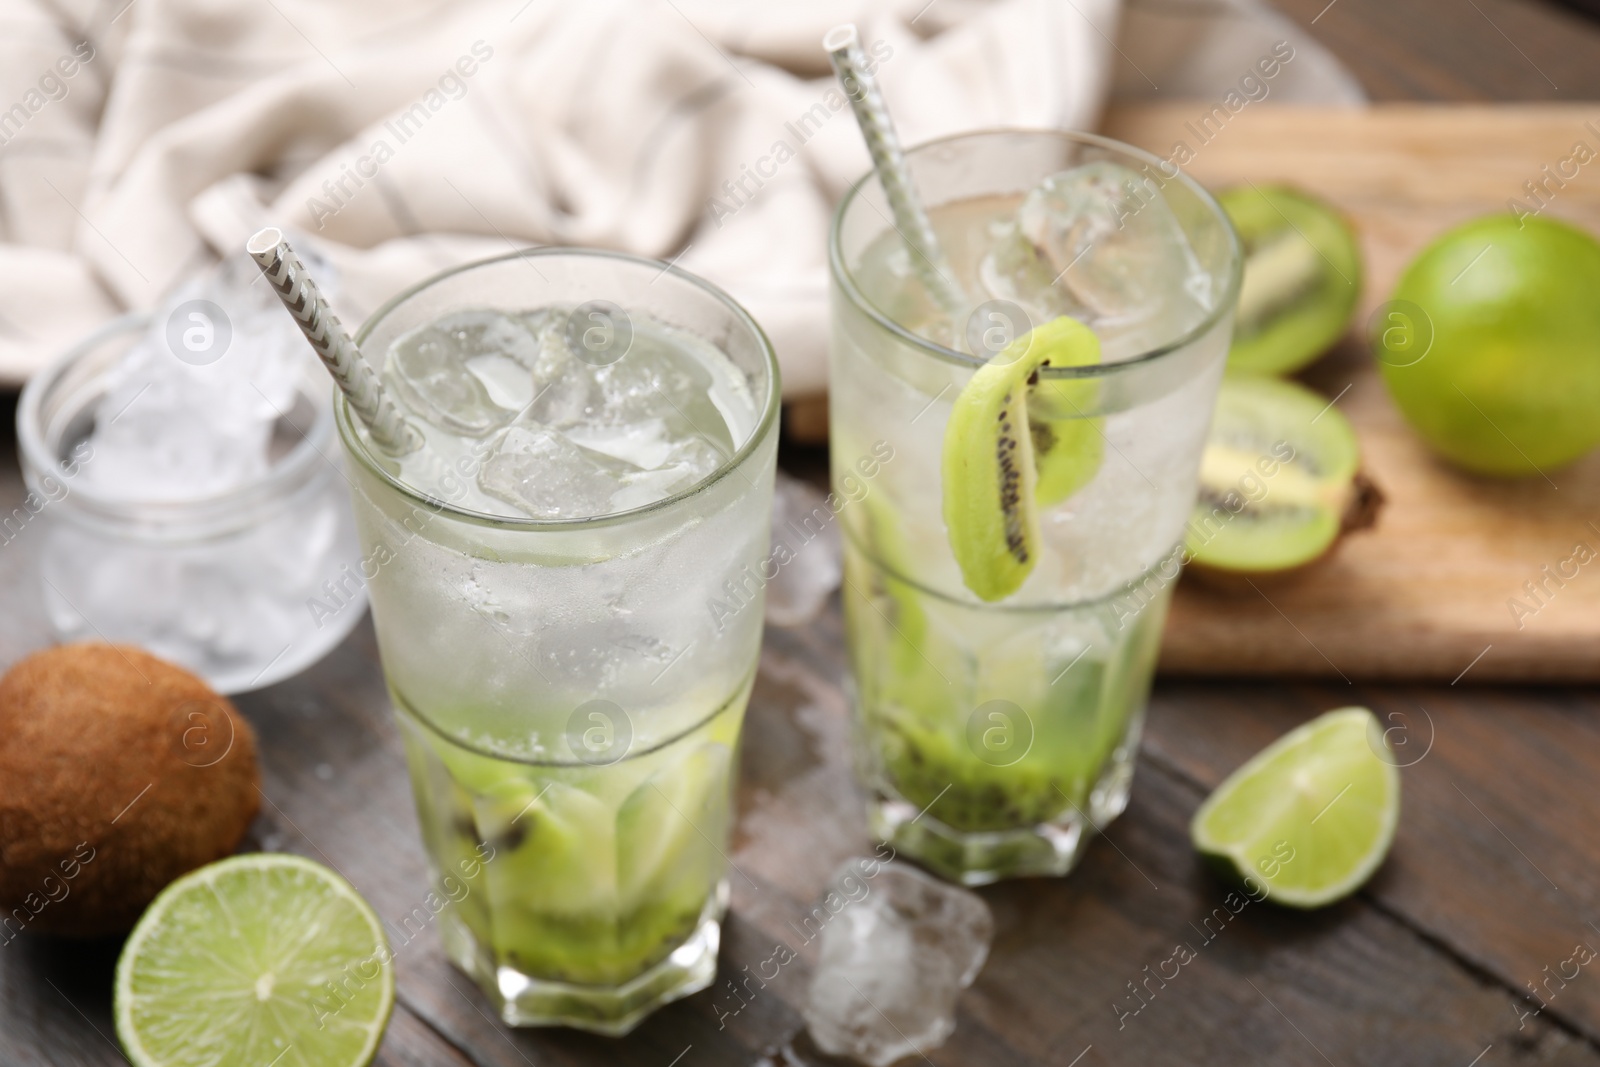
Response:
[829, 129, 1241, 885]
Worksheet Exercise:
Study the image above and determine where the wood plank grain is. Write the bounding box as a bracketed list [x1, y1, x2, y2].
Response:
[1267, 0, 1600, 101]
[1142, 681, 1600, 1048]
[374, 1005, 478, 1067]
[1100, 103, 1600, 681]
[252, 617, 1595, 1067]
[0, 933, 128, 1067]
[728, 626, 1600, 1067]
[0, 912, 473, 1067]
[1, 370, 1599, 1063]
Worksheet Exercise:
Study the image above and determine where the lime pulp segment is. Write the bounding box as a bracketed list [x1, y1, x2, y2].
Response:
[115, 854, 394, 1067]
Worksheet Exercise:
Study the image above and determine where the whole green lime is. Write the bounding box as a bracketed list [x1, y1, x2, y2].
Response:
[1377, 215, 1600, 476]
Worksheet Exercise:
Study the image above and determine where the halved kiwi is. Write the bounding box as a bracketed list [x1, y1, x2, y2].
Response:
[1185, 377, 1382, 577]
[941, 317, 1102, 602]
[1219, 184, 1362, 376]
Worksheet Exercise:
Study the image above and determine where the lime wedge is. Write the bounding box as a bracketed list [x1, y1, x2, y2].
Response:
[115, 854, 394, 1067]
[1191, 707, 1400, 908]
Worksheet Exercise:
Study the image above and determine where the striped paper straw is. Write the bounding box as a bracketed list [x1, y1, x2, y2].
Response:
[824, 22, 966, 317]
[246, 227, 420, 456]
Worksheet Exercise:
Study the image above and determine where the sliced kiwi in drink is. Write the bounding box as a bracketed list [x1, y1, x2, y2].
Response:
[1186, 376, 1382, 578]
[1029, 388, 1104, 506]
[846, 493, 966, 734]
[617, 743, 730, 906]
[471, 778, 631, 985]
[942, 316, 1103, 602]
[476, 777, 616, 917]
[853, 489, 929, 659]
[1219, 185, 1361, 376]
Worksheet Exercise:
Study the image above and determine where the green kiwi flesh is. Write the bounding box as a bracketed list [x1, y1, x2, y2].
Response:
[1186, 376, 1381, 575]
[1029, 381, 1105, 506]
[942, 316, 1102, 601]
[1220, 184, 1362, 376]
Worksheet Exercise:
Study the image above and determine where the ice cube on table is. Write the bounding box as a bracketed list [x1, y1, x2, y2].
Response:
[765, 470, 842, 628]
[803, 859, 994, 1067]
[83, 252, 321, 501]
[981, 160, 1212, 346]
[385, 309, 536, 435]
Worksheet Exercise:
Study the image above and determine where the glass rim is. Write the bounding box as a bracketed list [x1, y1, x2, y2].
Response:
[338, 246, 782, 531]
[828, 126, 1244, 380]
[16, 311, 335, 526]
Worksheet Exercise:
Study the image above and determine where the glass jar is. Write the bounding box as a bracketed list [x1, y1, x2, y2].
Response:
[16, 315, 366, 693]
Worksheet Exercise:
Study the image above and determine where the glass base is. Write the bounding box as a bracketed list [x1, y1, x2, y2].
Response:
[440, 881, 728, 1036]
[866, 751, 1137, 887]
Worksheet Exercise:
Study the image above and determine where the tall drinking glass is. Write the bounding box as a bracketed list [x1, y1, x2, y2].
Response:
[829, 130, 1241, 885]
[336, 250, 779, 1033]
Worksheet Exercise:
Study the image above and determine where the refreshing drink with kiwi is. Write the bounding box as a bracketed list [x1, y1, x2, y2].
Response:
[334, 251, 779, 1034]
[395, 681, 746, 1026]
[830, 130, 1241, 885]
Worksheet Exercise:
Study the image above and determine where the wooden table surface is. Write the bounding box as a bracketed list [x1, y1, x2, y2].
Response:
[8, 3, 1600, 1065]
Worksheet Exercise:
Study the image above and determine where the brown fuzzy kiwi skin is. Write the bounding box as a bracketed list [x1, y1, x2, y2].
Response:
[0, 643, 259, 936]
[1185, 470, 1386, 591]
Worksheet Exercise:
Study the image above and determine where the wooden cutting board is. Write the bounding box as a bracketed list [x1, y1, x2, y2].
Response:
[1098, 103, 1600, 682]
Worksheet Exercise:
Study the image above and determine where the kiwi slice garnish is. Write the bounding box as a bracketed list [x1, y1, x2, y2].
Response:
[942, 317, 1102, 601]
[1029, 387, 1105, 507]
[1219, 184, 1362, 376]
[1186, 376, 1382, 577]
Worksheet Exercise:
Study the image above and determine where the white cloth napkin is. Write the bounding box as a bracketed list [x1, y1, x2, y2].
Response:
[0, 0, 1359, 391]
[0, 0, 1117, 391]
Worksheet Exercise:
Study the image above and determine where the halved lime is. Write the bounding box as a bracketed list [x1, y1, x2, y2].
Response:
[1191, 707, 1400, 908]
[115, 854, 394, 1067]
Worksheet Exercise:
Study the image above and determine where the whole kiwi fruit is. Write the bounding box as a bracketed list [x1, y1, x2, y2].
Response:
[0, 644, 260, 936]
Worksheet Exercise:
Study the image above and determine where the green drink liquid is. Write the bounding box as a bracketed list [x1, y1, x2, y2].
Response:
[396, 680, 747, 996]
